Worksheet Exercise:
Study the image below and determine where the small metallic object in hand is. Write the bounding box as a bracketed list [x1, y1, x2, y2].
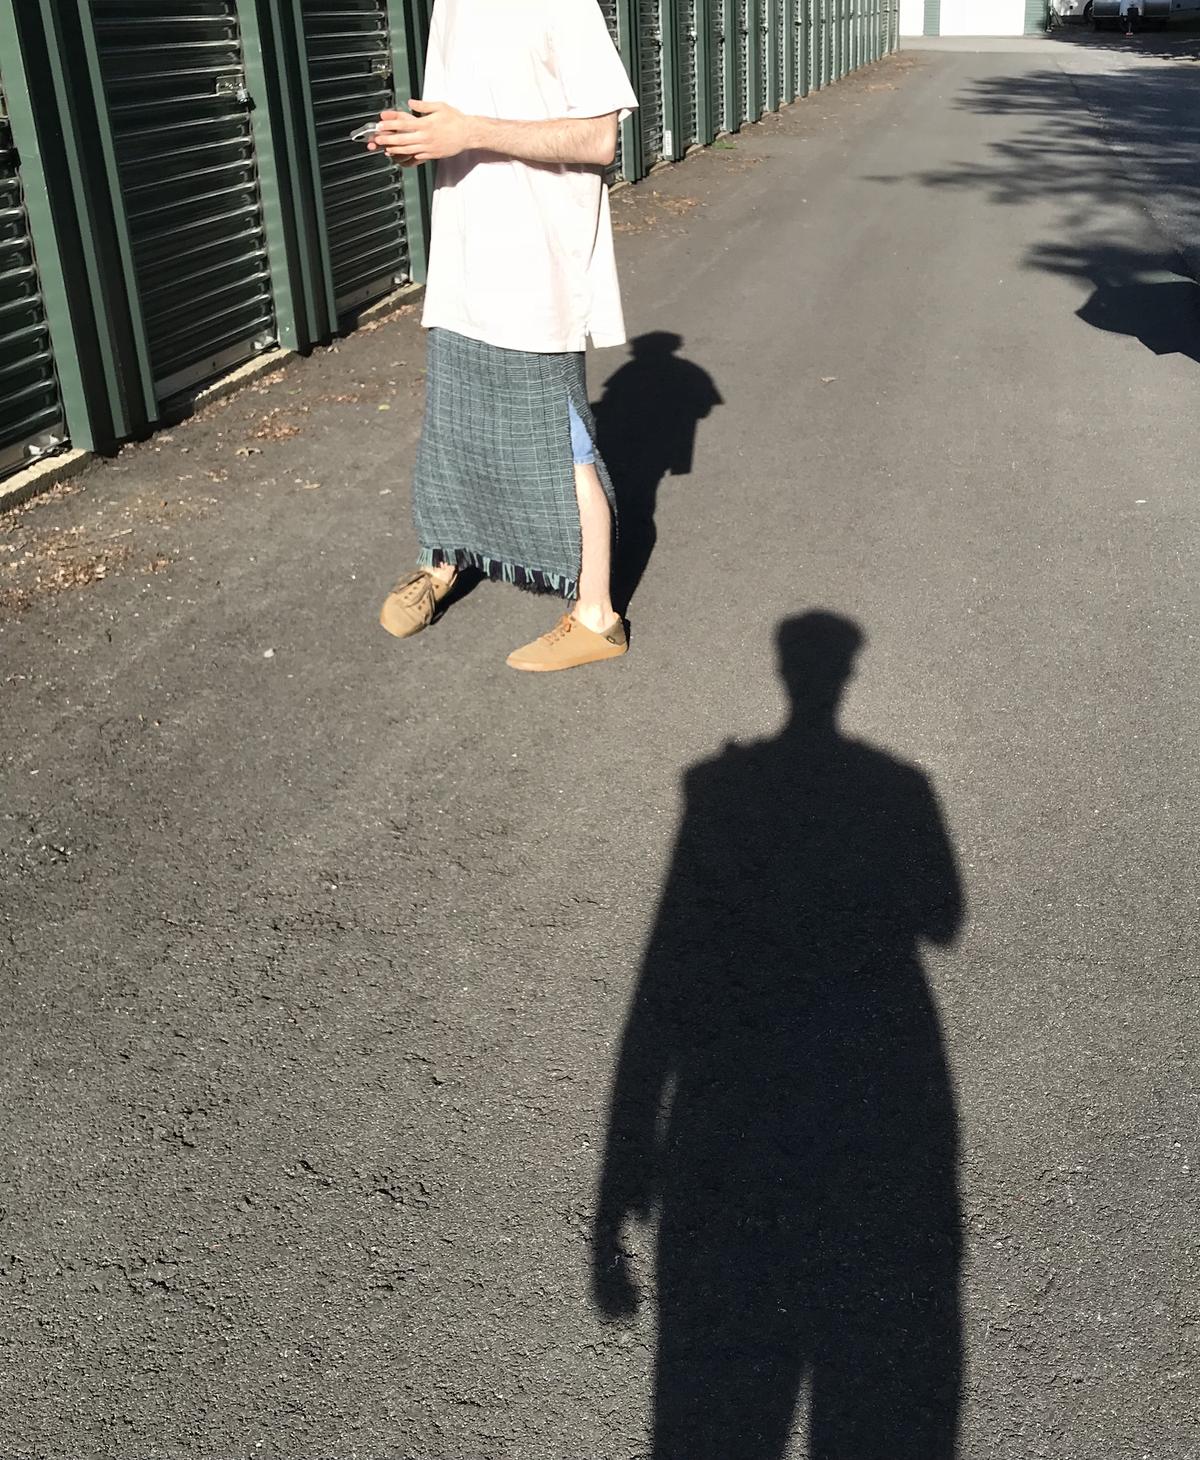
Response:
[350, 123, 381, 142]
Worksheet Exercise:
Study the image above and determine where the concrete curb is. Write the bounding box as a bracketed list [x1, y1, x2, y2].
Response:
[184, 347, 294, 414]
[1, 284, 426, 518]
[0, 448, 94, 516]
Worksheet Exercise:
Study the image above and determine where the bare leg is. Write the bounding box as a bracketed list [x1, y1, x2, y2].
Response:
[427, 560, 456, 587]
[572, 463, 618, 633]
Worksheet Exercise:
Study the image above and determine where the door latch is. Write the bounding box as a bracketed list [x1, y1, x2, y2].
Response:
[216, 74, 250, 105]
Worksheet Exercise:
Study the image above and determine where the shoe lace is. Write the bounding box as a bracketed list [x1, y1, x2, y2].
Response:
[391, 570, 434, 606]
[541, 614, 574, 646]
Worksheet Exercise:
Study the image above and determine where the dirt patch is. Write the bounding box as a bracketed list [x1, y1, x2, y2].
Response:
[613, 189, 704, 235]
[1, 526, 134, 615]
[252, 409, 305, 442]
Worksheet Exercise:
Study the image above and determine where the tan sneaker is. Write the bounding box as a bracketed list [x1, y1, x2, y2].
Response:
[507, 613, 628, 672]
[379, 569, 453, 639]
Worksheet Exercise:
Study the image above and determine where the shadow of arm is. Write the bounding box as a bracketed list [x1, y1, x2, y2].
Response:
[914, 781, 965, 948]
[592, 955, 680, 1319]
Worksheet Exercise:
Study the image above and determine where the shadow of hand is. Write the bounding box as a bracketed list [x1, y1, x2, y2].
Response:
[592, 1211, 643, 1321]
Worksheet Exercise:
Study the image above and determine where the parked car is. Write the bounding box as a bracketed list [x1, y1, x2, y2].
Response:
[1090, 0, 1200, 28]
[1050, 0, 1093, 21]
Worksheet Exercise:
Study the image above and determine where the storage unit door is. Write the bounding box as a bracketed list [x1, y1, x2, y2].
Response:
[816, 0, 825, 81]
[0, 79, 66, 479]
[774, 0, 786, 104]
[679, 0, 700, 147]
[759, 2, 771, 113]
[737, 0, 751, 123]
[88, 2, 276, 402]
[598, 0, 626, 177]
[712, 1, 728, 132]
[301, 0, 409, 317]
[639, 0, 665, 168]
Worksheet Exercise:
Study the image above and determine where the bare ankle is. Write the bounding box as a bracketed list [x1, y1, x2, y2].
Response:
[572, 602, 618, 634]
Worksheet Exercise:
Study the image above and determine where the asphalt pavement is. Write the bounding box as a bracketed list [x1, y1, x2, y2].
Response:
[1, 32, 1197, 1460]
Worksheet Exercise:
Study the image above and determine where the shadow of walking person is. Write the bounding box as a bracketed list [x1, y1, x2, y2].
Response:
[594, 612, 965, 1460]
[591, 333, 722, 614]
[1075, 275, 1200, 366]
[1028, 243, 1200, 368]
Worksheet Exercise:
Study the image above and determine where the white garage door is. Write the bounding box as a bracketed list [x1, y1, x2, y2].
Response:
[899, 0, 924, 31]
[939, 0, 1026, 33]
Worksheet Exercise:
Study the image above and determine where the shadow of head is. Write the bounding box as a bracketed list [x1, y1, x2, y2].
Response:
[776, 610, 864, 723]
[628, 330, 685, 358]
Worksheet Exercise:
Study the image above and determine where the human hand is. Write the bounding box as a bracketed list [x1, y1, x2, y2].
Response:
[370, 101, 474, 165]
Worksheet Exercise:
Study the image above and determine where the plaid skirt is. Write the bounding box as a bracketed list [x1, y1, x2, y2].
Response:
[413, 329, 617, 599]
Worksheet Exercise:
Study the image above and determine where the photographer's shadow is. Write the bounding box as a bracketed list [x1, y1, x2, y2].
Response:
[592, 332, 722, 613]
[594, 612, 965, 1460]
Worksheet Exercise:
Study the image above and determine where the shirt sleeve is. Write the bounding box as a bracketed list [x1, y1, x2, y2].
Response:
[551, 0, 640, 121]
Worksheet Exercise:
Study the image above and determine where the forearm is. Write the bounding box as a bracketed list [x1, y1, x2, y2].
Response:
[373, 102, 618, 168]
[466, 113, 618, 167]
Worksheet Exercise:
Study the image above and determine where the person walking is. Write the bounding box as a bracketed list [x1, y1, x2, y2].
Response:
[373, 0, 639, 672]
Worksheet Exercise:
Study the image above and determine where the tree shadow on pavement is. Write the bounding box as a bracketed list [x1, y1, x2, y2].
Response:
[865, 56, 1200, 360]
[591, 333, 722, 615]
[593, 612, 965, 1460]
[886, 65, 1200, 225]
[1045, 18, 1200, 62]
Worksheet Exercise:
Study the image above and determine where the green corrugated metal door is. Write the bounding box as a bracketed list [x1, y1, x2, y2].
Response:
[598, 0, 625, 176]
[764, 2, 776, 110]
[774, 0, 786, 105]
[810, 0, 821, 88]
[88, 2, 276, 402]
[737, 0, 750, 124]
[0, 79, 66, 478]
[679, 0, 700, 148]
[832, 0, 841, 78]
[300, 2, 410, 317]
[639, 0, 665, 168]
[712, 2, 728, 132]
